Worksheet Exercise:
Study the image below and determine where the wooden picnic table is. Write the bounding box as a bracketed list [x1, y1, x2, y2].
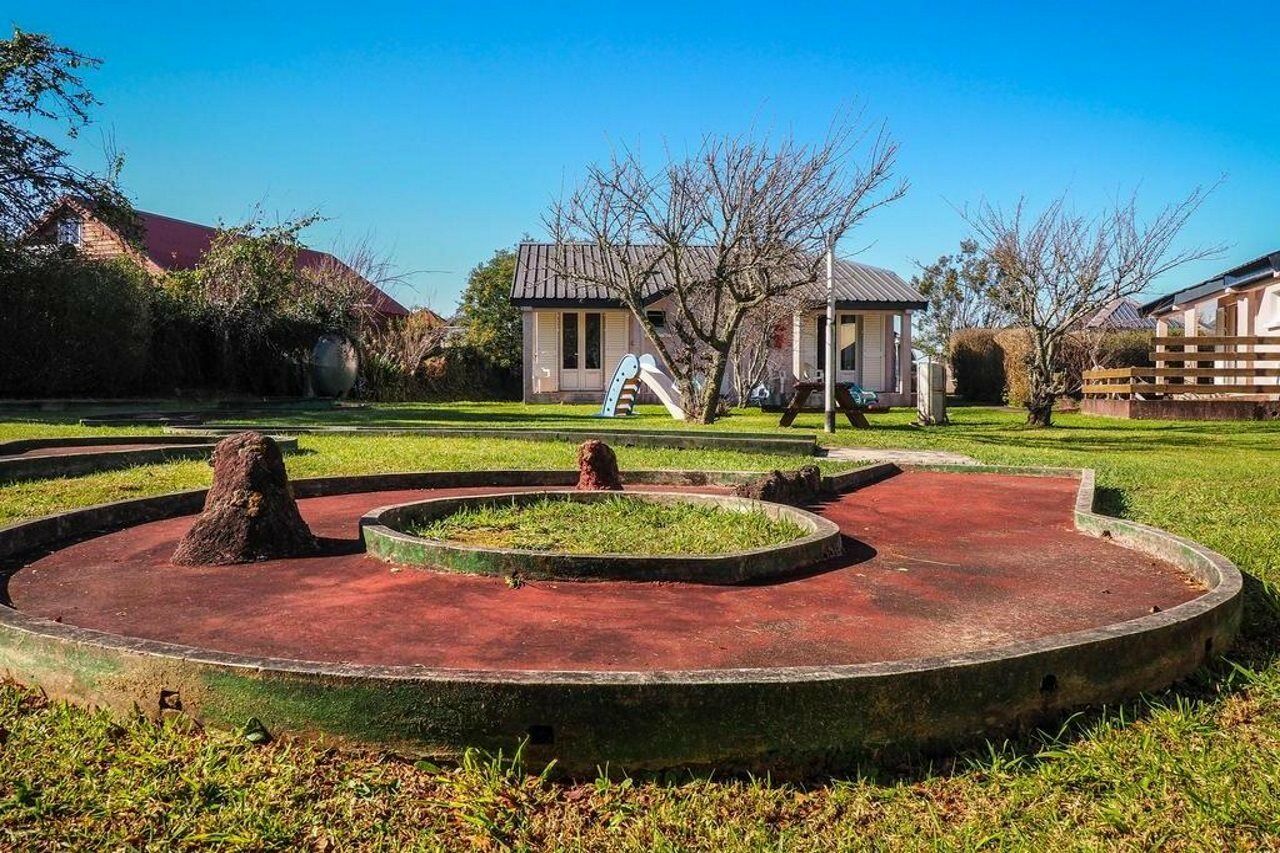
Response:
[778, 381, 870, 428]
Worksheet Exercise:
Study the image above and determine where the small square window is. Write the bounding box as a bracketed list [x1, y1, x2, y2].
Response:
[56, 216, 82, 246]
[645, 310, 667, 329]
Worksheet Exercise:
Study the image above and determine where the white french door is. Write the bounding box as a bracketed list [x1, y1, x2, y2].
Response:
[560, 311, 604, 391]
[815, 313, 860, 382]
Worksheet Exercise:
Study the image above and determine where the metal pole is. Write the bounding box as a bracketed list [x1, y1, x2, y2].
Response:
[824, 247, 836, 433]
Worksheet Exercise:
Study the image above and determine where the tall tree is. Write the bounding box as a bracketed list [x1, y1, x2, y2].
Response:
[0, 28, 130, 238]
[546, 114, 905, 423]
[911, 238, 1007, 359]
[457, 247, 522, 369]
[968, 188, 1219, 426]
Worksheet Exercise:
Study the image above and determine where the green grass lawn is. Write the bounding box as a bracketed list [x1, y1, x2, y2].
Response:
[406, 494, 806, 555]
[3, 402, 1280, 848]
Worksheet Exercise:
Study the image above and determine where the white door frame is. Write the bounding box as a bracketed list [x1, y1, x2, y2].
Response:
[559, 310, 605, 391]
[816, 312, 862, 384]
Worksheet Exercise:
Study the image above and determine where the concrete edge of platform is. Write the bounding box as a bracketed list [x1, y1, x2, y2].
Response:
[0, 464, 1245, 774]
[1082, 396, 1280, 421]
[163, 423, 819, 456]
[0, 436, 300, 484]
[360, 490, 843, 584]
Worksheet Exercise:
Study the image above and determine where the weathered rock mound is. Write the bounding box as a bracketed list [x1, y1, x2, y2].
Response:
[733, 465, 823, 506]
[172, 432, 317, 565]
[576, 439, 623, 491]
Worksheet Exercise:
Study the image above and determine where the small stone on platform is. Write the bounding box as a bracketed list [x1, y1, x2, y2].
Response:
[576, 440, 623, 491]
[172, 431, 317, 565]
[733, 465, 823, 506]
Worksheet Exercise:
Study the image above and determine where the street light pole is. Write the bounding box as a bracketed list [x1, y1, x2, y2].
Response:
[824, 247, 836, 434]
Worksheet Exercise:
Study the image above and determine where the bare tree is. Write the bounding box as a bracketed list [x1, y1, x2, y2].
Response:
[363, 308, 448, 373]
[546, 114, 905, 423]
[310, 235, 417, 333]
[967, 188, 1220, 426]
[729, 291, 801, 405]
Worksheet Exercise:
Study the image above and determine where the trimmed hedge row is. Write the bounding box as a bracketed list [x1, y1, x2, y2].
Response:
[949, 328, 1154, 405]
[0, 251, 154, 397]
[949, 329, 1006, 403]
[2, 250, 340, 398]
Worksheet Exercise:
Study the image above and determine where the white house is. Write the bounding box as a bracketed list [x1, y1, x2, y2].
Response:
[1140, 250, 1280, 389]
[509, 243, 926, 407]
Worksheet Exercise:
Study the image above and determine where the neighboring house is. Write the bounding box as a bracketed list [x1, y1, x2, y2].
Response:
[439, 319, 470, 348]
[1084, 297, 1168, 331]
[509, 242, 926, 407]
[27, 198, 410, 320]
[1141, 250, 1280, 337]
[1139, 250, 1280, 389]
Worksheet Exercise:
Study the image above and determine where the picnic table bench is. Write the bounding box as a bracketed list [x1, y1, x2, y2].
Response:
[778, 381, 875, 428]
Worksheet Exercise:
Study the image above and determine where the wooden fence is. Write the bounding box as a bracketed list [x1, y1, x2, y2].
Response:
[1083, 335, 1280, 398]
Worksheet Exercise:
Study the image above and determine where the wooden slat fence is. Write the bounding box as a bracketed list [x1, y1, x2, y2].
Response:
[1083, 335, 1280, 398]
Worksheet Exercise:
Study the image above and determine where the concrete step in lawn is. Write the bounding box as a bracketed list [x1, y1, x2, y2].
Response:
[822, 446, 978, 466]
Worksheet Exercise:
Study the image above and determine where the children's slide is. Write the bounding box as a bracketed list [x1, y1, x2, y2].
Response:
[598, 354, 686, 420]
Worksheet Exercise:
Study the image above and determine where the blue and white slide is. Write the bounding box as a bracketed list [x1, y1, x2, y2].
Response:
[598, 354, 685, 420]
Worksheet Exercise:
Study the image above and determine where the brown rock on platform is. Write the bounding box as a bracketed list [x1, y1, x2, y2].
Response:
[733, 465, 823, 506]
[172, 432, 317, 566]
[576, 440, 622, 491]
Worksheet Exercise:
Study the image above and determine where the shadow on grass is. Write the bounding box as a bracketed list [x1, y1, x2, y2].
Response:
[1092, 486, 1130, 518]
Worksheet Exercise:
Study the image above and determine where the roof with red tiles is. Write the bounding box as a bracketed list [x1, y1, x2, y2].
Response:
[33, 199, 410, 317]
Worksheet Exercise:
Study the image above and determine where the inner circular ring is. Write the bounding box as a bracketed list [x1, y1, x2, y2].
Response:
[359, 490, 844, 584]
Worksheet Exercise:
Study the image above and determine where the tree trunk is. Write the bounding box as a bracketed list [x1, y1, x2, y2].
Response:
[1025, 393, 1055, 427]
[1025, 336, 1058, 427]
[695, 349, 732, 425]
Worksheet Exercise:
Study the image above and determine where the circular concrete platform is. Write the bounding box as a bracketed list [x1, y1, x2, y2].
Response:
[360, 490, 842, 584]
[0, 466, 1243, 775]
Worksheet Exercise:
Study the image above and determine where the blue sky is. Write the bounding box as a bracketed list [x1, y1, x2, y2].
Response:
[12, 2, 1278, 312]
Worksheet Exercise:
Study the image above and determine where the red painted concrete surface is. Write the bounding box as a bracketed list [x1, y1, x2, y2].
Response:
[5, 472, 1203, 672]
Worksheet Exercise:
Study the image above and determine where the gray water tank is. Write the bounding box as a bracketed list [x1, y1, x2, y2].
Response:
[311, 334, 358, 397]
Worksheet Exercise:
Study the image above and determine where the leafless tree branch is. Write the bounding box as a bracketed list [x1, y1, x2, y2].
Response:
[544, 112, 906, 422]
[966, 184, 1223, 425]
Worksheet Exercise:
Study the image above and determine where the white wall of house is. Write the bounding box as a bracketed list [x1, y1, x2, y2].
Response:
[793, 310, 899, 391]
[526, 308, 632, 399]
[1156, 282, 1280, 389]
[523, 304, 914, 405]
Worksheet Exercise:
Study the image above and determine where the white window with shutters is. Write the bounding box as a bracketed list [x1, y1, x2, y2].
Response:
[533, 311, 559, 392]
[861, 314, 886, 390]
[603, 311, 628, 380]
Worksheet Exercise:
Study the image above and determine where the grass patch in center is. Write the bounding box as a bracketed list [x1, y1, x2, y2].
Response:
[406, 494, 807, 555]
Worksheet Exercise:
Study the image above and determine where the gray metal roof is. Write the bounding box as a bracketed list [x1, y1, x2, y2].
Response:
[1140, 250, 1280, 316]
[509, 242, 926, 309]
[1084, 297, 1163, 330]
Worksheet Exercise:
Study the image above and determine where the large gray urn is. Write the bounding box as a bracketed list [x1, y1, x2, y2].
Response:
[310, 334, 358, 397]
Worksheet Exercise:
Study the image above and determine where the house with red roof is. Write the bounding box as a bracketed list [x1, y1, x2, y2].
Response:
[27, 198, 410, 320]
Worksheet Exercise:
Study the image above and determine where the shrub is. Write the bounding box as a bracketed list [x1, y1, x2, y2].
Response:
[1096, 329, 1153, 369]
[996, 328, 1149, 406]
[0, 247, 153, 397]
[948, 328, 1006, 402]
[354, 309, 447, 402]
[998, 329, 1100, 406]
[993, 328, 1030, 407]
[418, 346, 520, 401]
[0, 223, 357, 399]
